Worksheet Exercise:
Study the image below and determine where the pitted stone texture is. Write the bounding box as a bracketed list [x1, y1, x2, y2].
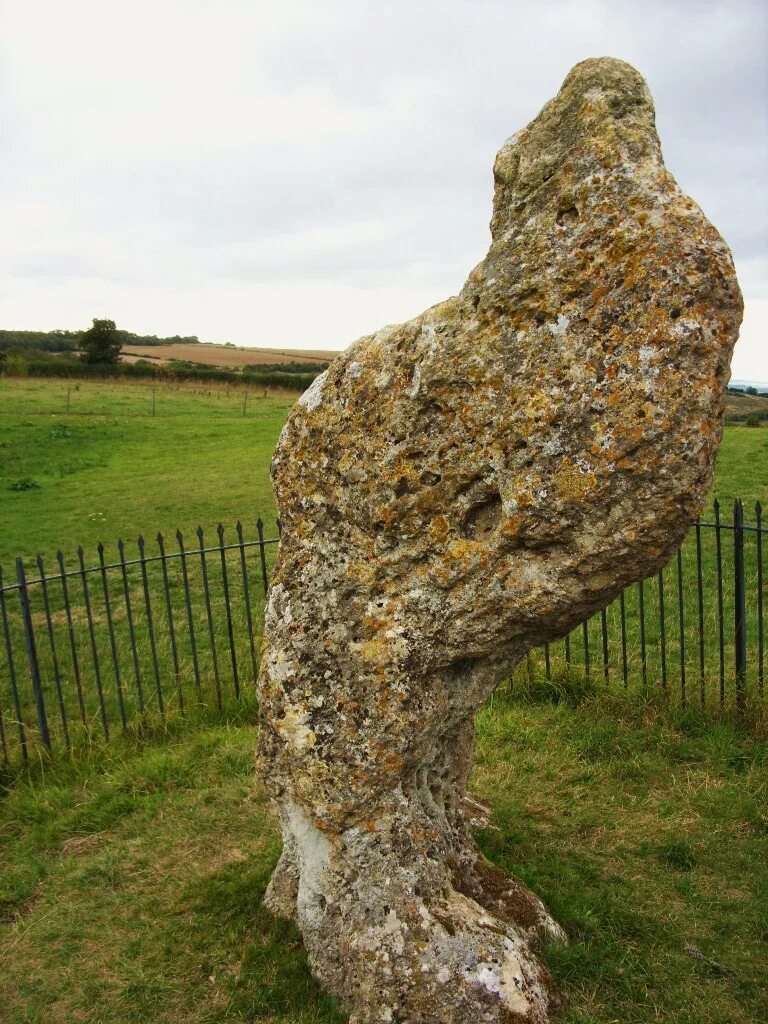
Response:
[259, 58, 742, 1023]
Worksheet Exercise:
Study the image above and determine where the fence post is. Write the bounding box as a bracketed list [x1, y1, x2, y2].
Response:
[256, 517, 269, 595]
[0, 565, 28, 761]
[714, 499, 725, 704]
[733, 499, 747, 711]
[16, 558, 51, 750]
[757, 502, 764, 700]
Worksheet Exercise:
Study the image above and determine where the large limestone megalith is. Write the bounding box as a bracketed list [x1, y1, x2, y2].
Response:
[258, 58, 742, 1023]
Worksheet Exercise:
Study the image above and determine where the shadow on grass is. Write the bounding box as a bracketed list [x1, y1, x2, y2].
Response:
[182, 859, 347, 1023]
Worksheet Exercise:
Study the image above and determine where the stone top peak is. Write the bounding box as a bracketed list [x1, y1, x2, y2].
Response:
[491, 57, 659, 237]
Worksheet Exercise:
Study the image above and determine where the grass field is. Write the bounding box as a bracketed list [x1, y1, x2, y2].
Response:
[0, 376, 294, 565]
[0, 376, 766, 1020]
[0, 687, 765, 1024]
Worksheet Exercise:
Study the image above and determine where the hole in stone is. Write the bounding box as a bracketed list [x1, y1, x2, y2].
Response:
[472, 294, 480, 310]
[556, 205, 578, 225]
[461, 492, 503, 541]
[670, 307, 681, 319]
[393, 477, 413, 498]
[420, 470, 441, 486]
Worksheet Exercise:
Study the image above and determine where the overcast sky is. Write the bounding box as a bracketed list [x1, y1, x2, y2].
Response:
[1, 0, 767, 378]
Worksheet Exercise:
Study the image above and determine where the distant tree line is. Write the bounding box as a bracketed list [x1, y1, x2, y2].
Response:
[243, 361, 329, 374]
[0, 327, 201, 353]
[2, 324, 327, 378]
[727, 385, 768, 397]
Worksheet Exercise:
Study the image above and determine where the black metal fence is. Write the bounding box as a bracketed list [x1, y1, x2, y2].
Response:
[0, 518, 280, 767]
[0, 500, 765, 767]
[523, 499, 764, 711]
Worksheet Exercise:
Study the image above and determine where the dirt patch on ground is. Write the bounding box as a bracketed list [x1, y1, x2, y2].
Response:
[122, 344, 340, 369]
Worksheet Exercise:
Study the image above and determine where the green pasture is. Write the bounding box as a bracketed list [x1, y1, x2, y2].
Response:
[0, 375, 294, 565]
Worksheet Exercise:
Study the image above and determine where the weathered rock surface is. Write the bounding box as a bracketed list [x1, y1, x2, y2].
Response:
[258, 58, 742, 1023]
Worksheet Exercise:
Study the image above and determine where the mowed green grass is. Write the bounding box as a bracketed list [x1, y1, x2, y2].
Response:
[0, 379, 766, 1021]
[0, 376, 296, 565]
[0, 689, 765, 1024]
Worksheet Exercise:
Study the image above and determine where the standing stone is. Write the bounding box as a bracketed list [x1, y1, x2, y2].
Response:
[258, 58, 742, 1024]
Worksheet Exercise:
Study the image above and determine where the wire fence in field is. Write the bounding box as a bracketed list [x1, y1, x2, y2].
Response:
[0, 500, 765, 767]
[0, 375, 299, 419]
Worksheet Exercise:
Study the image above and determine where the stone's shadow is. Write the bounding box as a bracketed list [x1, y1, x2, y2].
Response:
[183, 854, 347, 1023]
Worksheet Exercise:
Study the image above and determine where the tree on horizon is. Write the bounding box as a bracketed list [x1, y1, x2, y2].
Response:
[80, 318, 122, 365]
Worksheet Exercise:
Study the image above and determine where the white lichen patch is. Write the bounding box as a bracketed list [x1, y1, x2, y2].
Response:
[547, 314, 570, 337]
[297, 369, 328, 412]
[275, 703, 316, 751]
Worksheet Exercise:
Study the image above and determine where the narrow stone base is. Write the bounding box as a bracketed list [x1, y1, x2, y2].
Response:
[264, 795, 564, 1024]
